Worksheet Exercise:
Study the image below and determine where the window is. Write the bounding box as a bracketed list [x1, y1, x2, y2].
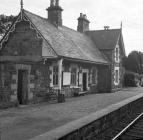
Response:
[115, 69, 119, 84]
[53, 66, 58, 86]
[92, 68, 97, 84]
[115, 46, 119, 62]
[116, 48, 118, 61]
[71, 68, 77, 85]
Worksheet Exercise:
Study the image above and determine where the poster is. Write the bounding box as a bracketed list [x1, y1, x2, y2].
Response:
[63, 72, 71, 86]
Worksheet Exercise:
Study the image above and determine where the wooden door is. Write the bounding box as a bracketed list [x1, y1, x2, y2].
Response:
[83, 73, 87, 91]
[17, 70, 28, 104]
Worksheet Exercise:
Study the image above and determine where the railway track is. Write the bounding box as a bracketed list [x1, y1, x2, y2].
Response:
[112, 112, 143, 140]
[100, 107, 143, 140]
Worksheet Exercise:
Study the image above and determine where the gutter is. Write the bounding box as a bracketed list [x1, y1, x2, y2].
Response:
[60, 56, 110, 66]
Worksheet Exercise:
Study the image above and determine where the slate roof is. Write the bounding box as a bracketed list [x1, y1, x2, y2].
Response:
[86, 29, 121, 50]
[23, 10, 108, 64]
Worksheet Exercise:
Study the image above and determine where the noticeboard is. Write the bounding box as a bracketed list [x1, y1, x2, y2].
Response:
[63, 72, 71, 86]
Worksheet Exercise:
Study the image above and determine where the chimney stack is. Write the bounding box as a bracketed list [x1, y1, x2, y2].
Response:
[77, 13, 90, 33]
[46, 0, 63, 27]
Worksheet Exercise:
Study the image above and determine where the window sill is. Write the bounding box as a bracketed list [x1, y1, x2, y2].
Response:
[115, 59, 120, 63]
[114, 82, 119, 86]
[70, 86, 80, 89]
[53, 85, 59, 89]
[91, 84, 97, 86]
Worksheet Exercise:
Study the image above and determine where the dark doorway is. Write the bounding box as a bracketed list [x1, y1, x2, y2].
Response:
[17, 70, 28, 105]
[83, 73, 87, 91]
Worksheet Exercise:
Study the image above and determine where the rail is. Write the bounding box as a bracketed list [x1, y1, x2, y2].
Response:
[112, 112, 143, 140]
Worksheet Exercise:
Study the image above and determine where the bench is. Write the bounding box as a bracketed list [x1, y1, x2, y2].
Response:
[73, 87, 87, 96]
[78, 91, 87, 96]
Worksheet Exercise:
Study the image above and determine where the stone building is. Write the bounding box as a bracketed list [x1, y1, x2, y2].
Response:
[0, 0, 125, 106]
[86, 26, 126, 92]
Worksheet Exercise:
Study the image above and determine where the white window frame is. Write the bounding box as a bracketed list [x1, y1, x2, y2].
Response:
[114, 67, 120, 85]
[69, 64, 79, 88]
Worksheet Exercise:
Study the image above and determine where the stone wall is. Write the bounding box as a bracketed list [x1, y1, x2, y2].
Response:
[101, 46, 125, 92]
[0, 59, 110, 108]
[0, 63, 16, 108]
[29, 93, 143, 140]
[111, 47, 125, 92]
[0, 20, 42, 56]
[97, 65, 111, 93]
[61, 60, 100, 97]
[31, 64, 50, 103]
[0, 62, 50, 108]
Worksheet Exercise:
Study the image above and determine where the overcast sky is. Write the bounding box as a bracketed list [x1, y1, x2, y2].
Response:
[0, 0, 143, 55]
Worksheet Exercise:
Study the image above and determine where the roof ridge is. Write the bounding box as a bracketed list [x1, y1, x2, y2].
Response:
[86, 28, 122, 50]
[62, 26, 84, 35]
[61, 26, 107, 61]
[87, 29, 121, 32]
[23, 9, 47, 20]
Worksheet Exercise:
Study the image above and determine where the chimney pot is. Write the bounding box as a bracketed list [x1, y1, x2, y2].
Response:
[80, 13, 83, 17]
[83, 14, 87, 19]
[55, 0, 59, 6]
[50, 0, 55, 7]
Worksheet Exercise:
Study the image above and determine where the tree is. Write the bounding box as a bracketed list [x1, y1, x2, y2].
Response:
[0, 14, 16, 34]
[124, 51, 143, 74]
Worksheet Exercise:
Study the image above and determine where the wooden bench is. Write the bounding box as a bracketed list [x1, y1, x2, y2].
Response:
[73, 87, 87, 96]
[78, 91, 87, 96]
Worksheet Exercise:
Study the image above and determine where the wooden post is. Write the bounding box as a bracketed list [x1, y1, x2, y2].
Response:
[57, 59, 65, 103]
[58, 59, 63, 90]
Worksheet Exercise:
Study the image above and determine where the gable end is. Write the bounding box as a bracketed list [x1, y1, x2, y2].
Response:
[0, 10, 57, 58]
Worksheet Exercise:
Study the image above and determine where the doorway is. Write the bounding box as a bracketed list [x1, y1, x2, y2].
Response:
[17, 70, 28, 105]
[83, 73, 87, 91]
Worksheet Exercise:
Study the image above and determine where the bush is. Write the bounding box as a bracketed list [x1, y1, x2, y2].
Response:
[0, 102, 18, 109]
[124, 71, 140, 87]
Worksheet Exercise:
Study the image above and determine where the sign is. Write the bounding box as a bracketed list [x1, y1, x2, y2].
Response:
[63, 72, 71, 86]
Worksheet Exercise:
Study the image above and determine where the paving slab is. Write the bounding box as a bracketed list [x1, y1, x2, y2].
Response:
[0, 87, 143, 140]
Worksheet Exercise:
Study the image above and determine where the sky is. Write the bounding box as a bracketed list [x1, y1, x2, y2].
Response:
[0, 0, 143, 55]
